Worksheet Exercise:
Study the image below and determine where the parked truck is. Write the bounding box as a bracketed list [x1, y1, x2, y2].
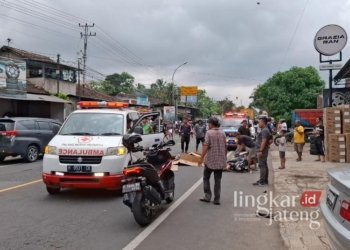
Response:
[291, 109, 323, 141]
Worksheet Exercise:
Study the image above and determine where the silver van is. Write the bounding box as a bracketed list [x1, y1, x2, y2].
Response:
[0, 117, 62, 162]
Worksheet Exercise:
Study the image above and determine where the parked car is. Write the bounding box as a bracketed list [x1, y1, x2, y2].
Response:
[0, 117, 62, 162]
[320, 167, 350, 250]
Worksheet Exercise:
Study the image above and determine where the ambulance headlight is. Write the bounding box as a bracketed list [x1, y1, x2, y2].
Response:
[106, 146, 126, 156]
[45, 146, 57, 155]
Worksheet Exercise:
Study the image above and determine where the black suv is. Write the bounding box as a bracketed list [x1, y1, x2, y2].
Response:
[0, 118, 62, 162]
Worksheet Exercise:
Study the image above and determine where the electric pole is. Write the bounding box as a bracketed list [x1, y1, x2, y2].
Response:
[79, 23, 96, 84]
[77, 58, 82, 101]
[56, 54, 60, 94]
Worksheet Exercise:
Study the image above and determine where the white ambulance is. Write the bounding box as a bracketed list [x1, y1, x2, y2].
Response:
[42, 101, 164, 194]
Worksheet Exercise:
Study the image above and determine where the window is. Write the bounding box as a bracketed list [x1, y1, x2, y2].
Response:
[17, 120, 37, 130]
[60, 113, 124, 136]
[37, 121, 51, 130]
[51, 123, 61, 134]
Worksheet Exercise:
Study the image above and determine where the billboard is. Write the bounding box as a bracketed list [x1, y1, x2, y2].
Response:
[0, 58, 26, 96]
[180, 86, 198, 96]
[163, 106, 175, 121]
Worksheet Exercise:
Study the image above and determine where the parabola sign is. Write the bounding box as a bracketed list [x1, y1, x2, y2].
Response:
[314, 24, 347, 56]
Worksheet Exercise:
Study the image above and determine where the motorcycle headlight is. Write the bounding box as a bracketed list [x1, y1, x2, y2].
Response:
[106, 146, 126, 156]
[45, 146, 57, 155]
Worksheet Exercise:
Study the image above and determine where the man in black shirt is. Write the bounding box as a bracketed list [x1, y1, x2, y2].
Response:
[253, 117, 271, 186]
[179, 118, 192, 153]
[238, 120, 251, 137]
[235, 133, 257, 172]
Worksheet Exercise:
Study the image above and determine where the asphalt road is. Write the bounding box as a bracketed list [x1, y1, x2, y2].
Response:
[0, 137, 286, 250]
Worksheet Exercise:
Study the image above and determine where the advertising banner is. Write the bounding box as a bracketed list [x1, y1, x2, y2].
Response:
[163, 106, 175, 121]
[0, 58, 27, 96]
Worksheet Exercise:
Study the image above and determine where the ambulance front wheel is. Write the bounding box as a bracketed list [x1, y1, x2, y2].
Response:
[46, 185, 60, 195]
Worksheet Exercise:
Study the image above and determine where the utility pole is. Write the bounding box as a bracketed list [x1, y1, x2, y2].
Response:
[56, 54, 60, 94]
[77, 58, 82, 101]
[6, 38, 11, 58]
[79, 23, 96, 84]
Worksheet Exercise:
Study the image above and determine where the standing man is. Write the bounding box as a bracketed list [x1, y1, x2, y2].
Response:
[199, 117, 227, 205]
[238, 120, 251, 136]
[293, 120, 305, 161]
[313, 117, 325, 162]
[194, 120, 206, 152]
[253, 117, 271, 186]
[179, 118, 192, 153]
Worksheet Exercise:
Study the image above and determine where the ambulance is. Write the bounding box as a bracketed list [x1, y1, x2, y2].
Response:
[42, 101, 164, 194]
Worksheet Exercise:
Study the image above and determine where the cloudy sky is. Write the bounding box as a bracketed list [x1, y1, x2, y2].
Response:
[1, 0, 350, 106]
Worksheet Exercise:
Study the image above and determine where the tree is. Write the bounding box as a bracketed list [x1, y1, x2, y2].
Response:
[250, 66, 324, 122]
[218, 97, 235, 114]
[196, 89, 221, 118]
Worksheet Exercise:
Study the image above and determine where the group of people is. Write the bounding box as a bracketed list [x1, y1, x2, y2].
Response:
[197, 115, 326, 206]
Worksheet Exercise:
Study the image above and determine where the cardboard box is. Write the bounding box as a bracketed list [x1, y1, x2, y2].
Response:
[327, 134, 346, 163]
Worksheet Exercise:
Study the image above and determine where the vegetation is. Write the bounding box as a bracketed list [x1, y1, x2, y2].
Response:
[250, 66, 324, 122]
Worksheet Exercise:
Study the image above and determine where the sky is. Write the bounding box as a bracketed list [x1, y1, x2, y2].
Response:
[1, 0, 350, 106]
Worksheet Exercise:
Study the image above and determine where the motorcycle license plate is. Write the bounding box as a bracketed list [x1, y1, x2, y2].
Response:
[122, 182, 141, 193]
[67, 165, 92, 173]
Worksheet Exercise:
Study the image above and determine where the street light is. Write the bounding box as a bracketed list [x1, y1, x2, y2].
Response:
[171, 62, 188, 120]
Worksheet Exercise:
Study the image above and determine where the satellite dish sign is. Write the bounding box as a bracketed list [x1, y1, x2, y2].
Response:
[314, 24, 347, 56]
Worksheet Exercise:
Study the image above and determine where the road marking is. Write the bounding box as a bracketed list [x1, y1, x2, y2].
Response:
[122, 177, 203, 250]
[0, 179, 42, 193]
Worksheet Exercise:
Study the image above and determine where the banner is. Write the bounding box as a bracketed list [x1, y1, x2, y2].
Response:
[0, 58, 27, 96]
[163, 106, 175, 121]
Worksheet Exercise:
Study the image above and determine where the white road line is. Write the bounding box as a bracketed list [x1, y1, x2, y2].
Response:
[122, 177, 203, 250]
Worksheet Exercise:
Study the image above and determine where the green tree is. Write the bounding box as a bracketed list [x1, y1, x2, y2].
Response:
[250, 66, 324, 121]
[218, 97, 235, 114]
[196, 89, 220, 118]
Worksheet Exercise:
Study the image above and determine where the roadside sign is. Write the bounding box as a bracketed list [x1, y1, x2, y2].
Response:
[180, 86, 198, 96]
[319, 64, 343, 71]
[314, 24, 347, 56]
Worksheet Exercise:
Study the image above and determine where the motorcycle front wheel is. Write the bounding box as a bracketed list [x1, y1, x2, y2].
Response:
[132, 192, 153, 227]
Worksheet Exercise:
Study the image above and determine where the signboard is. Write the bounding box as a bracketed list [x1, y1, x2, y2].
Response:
[163, 106, 175, 121]
[136, 96, 149, 106]
[180, 86, 198, 96]
[314, 25, 347, 56]
[319, 64, 343, 71]
[0, 58, 26, 96]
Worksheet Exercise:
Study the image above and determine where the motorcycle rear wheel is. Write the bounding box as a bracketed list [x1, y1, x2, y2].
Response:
[132, 192, 153, 227]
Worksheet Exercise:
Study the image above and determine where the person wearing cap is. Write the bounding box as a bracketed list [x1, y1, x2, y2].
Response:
[238, 120, 251, 137]
[198, 117, 227, 205]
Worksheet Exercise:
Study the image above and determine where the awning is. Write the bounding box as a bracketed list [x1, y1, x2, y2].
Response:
[334, 59, 350, 82]
[0, 93, 71, 103]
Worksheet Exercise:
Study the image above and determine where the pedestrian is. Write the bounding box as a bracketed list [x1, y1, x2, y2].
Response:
[199, 117, 227, 205]
[234, 132, 257, 173]
[293, 120, 305, 161]
[253, 117, 271, 186]
[313, 117, 325, 162]
[238, 120, 251, 136]
[194, 120, 206, 152]
[179, 118, 192, 153]
[278, 129, 287, 169]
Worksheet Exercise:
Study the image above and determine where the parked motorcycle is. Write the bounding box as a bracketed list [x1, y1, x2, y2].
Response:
[121, 134, 175, 227]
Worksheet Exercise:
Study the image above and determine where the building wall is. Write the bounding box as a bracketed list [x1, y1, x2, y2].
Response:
[0, 99, 17, 117]
[29, 77, 76, 96]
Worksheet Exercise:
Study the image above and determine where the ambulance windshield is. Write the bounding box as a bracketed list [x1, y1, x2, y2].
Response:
[60, 113, 124, 136]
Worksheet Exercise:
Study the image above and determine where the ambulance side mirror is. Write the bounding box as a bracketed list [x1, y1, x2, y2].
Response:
[133, 125, 143, 135]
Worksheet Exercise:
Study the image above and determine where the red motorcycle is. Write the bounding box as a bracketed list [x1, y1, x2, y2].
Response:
[121, 134, 175, 226]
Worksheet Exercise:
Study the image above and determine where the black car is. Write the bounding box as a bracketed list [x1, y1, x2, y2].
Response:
[0, 117, 62, 162]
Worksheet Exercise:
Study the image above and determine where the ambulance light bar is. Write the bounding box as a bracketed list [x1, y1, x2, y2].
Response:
[78, 101, 129, 109]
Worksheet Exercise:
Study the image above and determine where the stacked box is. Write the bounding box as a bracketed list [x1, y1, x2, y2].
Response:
[342, 105, 350, 134]
[345, 133, 350, 163]
[324, 108, 342, 134]
[327, 134, 346, 163]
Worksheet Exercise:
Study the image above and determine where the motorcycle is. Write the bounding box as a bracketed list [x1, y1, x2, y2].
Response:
[226, 152, 249, 172]
[121, 134, 176, 227]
